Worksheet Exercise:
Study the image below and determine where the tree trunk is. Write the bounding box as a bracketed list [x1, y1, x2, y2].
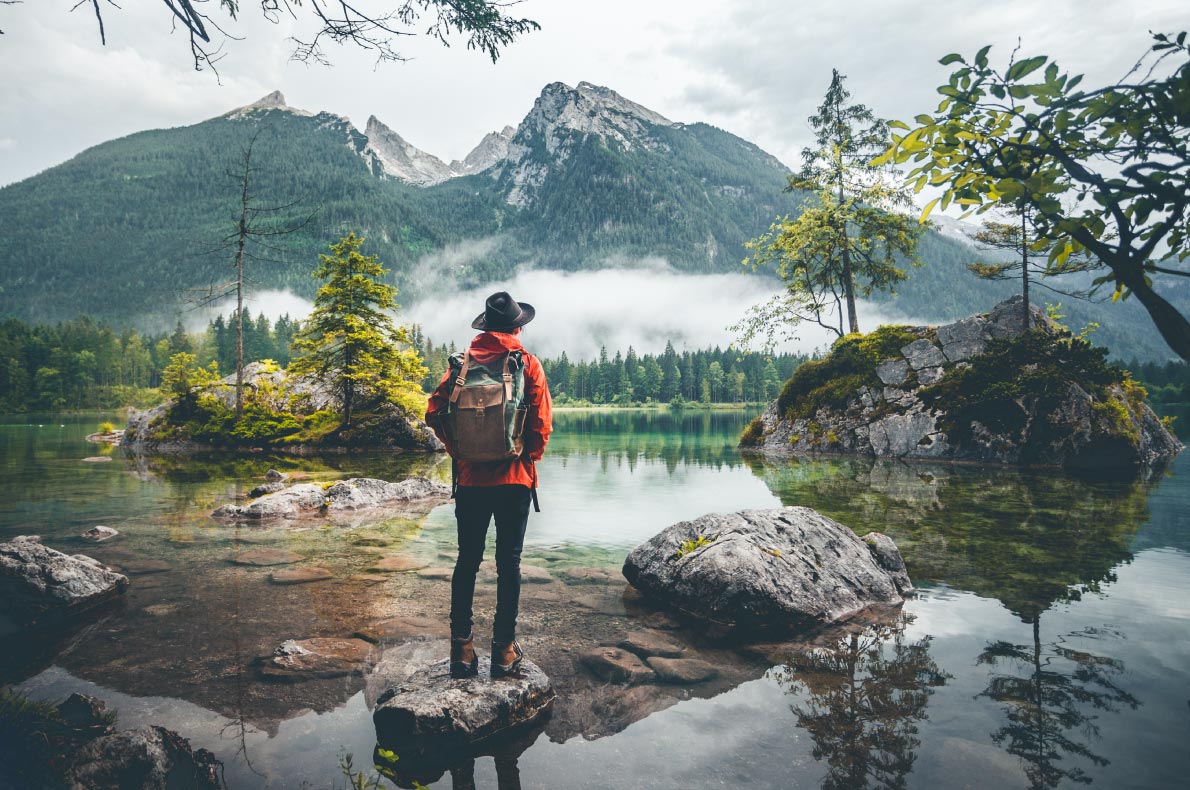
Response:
[1020, 210, 1030, 331]
[838, 185, 860, 334]
[1127, 276, 1190, 362]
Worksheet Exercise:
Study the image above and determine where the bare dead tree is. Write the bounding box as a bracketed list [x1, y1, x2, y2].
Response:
[189, 127, 317, 419]
[56, 0, 538, 76]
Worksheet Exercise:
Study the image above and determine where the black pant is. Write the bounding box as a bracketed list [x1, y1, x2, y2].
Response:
[450, 485, 531, 644]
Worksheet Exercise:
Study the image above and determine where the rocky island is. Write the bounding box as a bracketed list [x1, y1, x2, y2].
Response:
[741, 297, 1183, 470]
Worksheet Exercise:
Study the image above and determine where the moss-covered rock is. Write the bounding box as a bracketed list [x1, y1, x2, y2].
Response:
[123, 362, 441, 454]
[744, 297, 1183, 470]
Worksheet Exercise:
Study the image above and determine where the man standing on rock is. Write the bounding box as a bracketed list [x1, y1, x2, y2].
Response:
[425, 291, 552, 679]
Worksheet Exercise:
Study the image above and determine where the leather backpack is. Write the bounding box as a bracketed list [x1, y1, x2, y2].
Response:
[444, 349, 528, 461]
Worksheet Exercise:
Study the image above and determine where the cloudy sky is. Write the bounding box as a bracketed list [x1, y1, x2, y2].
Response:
[1, 1, 1184, 188]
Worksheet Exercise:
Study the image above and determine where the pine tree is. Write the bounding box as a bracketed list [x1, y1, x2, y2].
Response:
[289, 233, 426, 428]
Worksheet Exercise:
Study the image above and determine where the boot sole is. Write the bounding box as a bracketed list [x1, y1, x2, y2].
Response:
[450, 658, 479, 679]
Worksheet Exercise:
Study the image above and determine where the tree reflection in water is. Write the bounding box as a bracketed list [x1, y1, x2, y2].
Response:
[773, 614, 949, 790]
[977, 619, 1139, 790]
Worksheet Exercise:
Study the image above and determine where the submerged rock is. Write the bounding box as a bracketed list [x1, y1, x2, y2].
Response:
[647, 657, 719, 684]
[81, 526, 119, 542]
[231, 548, 302, 566]
[264, 468, 289, 482]
[62, 725, 222, 790]
[372, 653, 555, 750]
[0, 539, 129, 630]
[258, 637, 377, 681]
[622, 507, 911, 631]
[580, 646, 655, 685]
[211, 476, 449, 521]
[269, 566, 333, 584]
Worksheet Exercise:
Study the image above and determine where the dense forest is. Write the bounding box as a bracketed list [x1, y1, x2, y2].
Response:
[0, 312, 805, 412]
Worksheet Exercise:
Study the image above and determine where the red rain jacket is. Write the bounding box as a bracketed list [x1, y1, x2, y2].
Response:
[425, 331, 552, 488]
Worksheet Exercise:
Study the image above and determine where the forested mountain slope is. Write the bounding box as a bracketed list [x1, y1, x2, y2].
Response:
[0, 84, 1183, 360]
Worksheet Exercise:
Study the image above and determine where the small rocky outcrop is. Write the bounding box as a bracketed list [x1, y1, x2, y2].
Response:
[211, 476, 449, 521]
[742, 297, 1183, 470]
[81, 526, 119, 542]
[622, 508, 911, 631]
[122, 361, 443, 453]
[371, 642, 555, 751]
[0, 538, 129, 630]
[62, 725, 222, 790]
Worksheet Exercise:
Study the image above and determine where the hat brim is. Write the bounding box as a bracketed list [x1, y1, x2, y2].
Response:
[472, 302, 535, 331]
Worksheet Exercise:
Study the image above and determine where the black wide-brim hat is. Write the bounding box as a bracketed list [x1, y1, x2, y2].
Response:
[472, 291, 535, 331]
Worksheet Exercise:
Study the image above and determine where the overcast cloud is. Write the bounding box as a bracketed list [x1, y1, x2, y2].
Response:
[1, 1, 1184, 187]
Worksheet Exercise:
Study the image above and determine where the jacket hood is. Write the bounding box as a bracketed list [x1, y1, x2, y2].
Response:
[468, 331, 525, 365]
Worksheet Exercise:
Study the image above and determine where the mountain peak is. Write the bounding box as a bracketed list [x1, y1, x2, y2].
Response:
[225, 90, 312, 119]
[362, 116, 453, 186]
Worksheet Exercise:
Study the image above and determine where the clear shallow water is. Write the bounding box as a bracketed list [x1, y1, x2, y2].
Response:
[3, 411, 1189, 789]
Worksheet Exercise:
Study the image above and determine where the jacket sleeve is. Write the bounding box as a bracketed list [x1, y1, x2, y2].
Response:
[424, 368, 454, 454]
[523, 353, 552, 462]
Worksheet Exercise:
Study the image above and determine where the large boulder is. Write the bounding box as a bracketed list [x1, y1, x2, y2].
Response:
[622, 508, 911, 631]
[211, 476, 449, 521]
[371, 644, 555, 752]
[0, 538, 129, 631]
[743, 296, 1183, 470]
[62, 725, 222, 790]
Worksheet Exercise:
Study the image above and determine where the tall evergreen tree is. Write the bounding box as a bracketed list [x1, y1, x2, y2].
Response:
[289, 233, 426, 428]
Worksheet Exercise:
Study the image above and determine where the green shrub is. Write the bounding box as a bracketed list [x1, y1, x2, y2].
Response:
[739, 416, 766, 447]
[98, 421, 116, 434]
[675, 534, 715, 559]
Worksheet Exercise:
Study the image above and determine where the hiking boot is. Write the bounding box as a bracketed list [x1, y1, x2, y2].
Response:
[450, 632, 478, 679]
[490, 639, 524, 678]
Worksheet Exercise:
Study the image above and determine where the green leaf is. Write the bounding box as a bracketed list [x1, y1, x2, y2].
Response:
[975, 45, 992, 68]
[1006, 55, 1047, 81]
[940, 53, 963, 65]
[920, 197, 941, 223]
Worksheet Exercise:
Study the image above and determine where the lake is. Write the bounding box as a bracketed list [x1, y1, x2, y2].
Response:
[2, 410, 1188, 789]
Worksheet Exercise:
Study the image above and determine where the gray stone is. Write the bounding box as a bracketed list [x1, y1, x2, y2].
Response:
[369, 556, 429, 573]
[372, 653, 554, 748]
[937, 316, 989, 361]
[0, 540, 128, 628]
[248, 481, 286, 498]
[647, 657, 720, 684]
[876, 358, 911, 386]
[869, 412, 938, 457]
[916, 366, 946, 386]
[212, 477, 449, 521]
[264, 469, 289, 482]
[579, 646, 655, 684]
[519, 564, 554, 584]
[63, 726, 222, 790]
[57, 693, 114, 735]
[81, 456, 112, 463]
[622, 508, 911, 630]
[81, 526, 119, 542]
[900, 338, 946, 370]
[617, 632, 684, 659]
[259, 637, 376, 681]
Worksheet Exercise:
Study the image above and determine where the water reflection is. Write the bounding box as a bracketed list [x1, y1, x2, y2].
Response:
[773, 614, 950, 790]
[549, 409, 750, 473]
[373, 717, 545, 790]
[747, 456, 1156, 620]
[978, 619, 1140, 789]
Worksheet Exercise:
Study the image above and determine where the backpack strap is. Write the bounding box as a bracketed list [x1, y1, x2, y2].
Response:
[449, 351, 472, 405]
[502, 353, 513, 403]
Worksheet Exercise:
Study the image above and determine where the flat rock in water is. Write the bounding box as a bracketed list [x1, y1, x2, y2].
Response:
[647, 657, 719, 684]
[417, 567, 454, 581]
[0, 540, 128, 629]
[62, 725, 222, 790]
[116, 559, 171, 575]
[622, 507, 912, 631]
[264, 469, 289, 482]
[81, 456, 112, 463]
[258, 637, 376, 681]
[580, 646, 655, 685]
[269, 567, 333, 585]
[369, 556, 428, 573]
[81, 526, 119, 542]
[617, 632, 684, 659]
[558, 566, 617, 584]
[519, 565, 553, 584]
[353, 615, 446, 644]
[232, 548, 302, 566]
[212, 477, 449, 521]
[372, 654, 554, 750]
